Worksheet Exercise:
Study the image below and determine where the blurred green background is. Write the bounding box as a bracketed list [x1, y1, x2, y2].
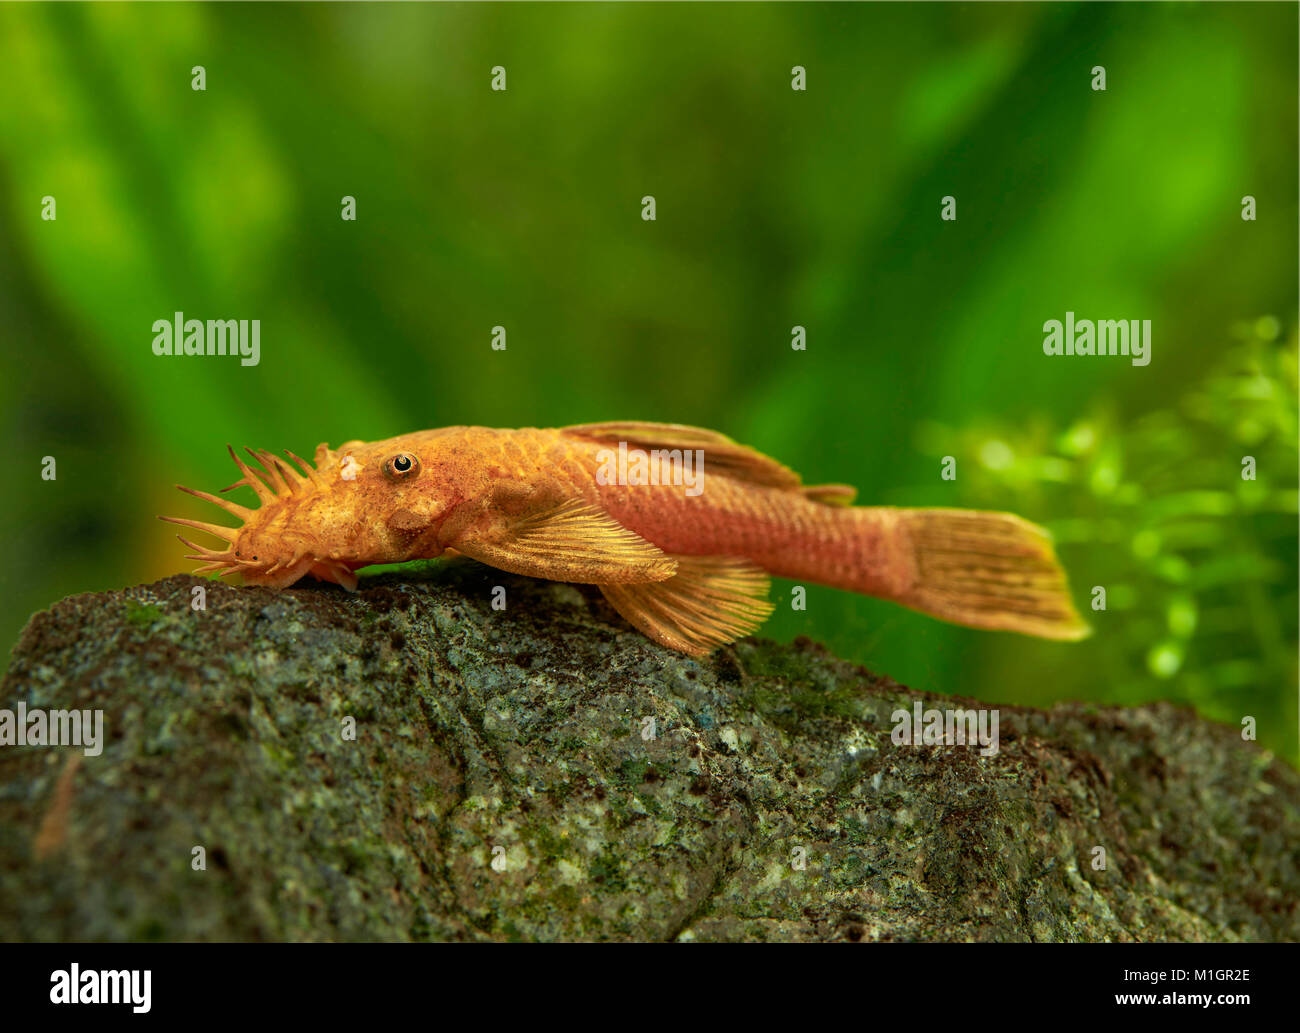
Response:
[0, 3, 1295, 762]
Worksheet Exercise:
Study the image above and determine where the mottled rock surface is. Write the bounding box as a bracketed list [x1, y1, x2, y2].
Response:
[1, 564, 1296, 942]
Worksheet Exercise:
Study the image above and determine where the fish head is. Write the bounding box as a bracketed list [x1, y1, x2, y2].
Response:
[161, 433, 464, 590]
[309, 432, 461, 562]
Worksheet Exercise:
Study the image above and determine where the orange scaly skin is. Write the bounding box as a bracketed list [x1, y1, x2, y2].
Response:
[162, 422, 1089, 655]
[595, 464, 906, 598]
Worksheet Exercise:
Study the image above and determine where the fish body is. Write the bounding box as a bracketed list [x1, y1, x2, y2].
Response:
[163, 422, 1089, 655]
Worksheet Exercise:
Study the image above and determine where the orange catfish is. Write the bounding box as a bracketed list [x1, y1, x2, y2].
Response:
[161, 422, 1089, 655]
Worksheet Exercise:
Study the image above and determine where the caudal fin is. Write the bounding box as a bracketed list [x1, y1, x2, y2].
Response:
[893, 508, 1090, 641]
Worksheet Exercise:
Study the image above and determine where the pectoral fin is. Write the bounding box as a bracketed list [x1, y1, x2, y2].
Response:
[450, 498, 677, 585]
[599, 555, 775, 656]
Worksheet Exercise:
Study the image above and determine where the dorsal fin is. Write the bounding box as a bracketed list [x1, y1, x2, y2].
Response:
[802, 483, 857, 507]
[561, 420, 803, 491]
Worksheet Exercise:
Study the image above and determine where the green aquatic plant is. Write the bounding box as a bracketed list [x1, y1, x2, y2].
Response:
[919, 317, 1298, 762]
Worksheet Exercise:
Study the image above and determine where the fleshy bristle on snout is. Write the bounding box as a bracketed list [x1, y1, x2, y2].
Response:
[161, 444, 323, 580]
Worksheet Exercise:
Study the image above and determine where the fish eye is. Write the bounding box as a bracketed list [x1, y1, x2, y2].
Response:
[383, 452, 421, 481]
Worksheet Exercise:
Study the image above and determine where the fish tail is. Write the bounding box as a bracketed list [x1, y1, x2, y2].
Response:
[887, 508, 1090, 640]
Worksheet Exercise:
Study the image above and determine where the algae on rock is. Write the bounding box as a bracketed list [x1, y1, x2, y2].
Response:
[0, 564, 1296, 941]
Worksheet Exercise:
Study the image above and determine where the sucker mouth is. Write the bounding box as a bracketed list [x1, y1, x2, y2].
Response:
[159, 445, 330, 585]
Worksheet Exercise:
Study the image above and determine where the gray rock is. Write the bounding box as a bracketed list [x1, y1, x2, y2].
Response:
[1, 564, 1296, 941]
